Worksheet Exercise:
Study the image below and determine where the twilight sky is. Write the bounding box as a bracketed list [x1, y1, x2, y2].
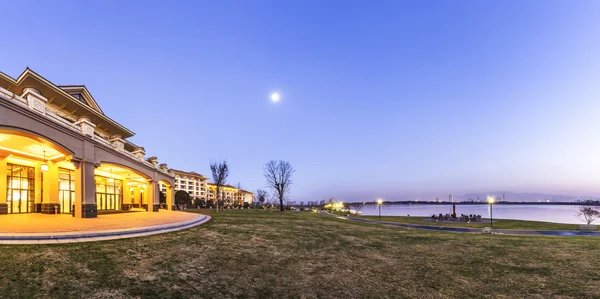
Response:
[2, 0, 600, 202]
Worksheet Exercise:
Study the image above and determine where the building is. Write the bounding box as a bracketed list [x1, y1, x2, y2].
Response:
[207, 183, 253, 206]
[160, 169, 208, 201]
[0, 68, 175, 217]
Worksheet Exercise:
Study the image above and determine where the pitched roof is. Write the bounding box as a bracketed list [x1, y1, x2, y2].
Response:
[0, 68, 134, 138]
[57, 85, 104, 114]
[170, 169, 208, 180]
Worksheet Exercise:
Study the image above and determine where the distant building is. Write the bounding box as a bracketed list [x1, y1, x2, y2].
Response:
[207, 183, 253, 206]
[162, 169, 208, 202]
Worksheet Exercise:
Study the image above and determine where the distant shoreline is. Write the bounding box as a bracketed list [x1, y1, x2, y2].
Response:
[360, 201, 600, 206]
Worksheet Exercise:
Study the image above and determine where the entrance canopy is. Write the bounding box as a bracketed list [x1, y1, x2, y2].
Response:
[95, 163, 149, 187]
[0, 131, 71, 162]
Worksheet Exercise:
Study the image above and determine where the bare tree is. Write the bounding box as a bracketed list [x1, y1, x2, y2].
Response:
[578, 206, 600, 225]
[210, 160, 229, 212]
[264, 160, 294, 212]
[255, 189, 268, 208]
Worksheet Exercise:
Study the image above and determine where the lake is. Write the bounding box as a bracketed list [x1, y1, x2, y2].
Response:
[360, 204, 589, 224]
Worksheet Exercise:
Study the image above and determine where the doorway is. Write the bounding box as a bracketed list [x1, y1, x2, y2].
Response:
[7, 163, 35, 214]
[59, 168, 75, 213]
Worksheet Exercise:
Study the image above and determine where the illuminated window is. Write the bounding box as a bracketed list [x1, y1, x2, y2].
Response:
[95, 176, 122, 211]
[59, 168, 75, 213]
[6, 163, 35, 214]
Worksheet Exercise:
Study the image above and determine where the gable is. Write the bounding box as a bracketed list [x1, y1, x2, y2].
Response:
[58, 85, 105, 115]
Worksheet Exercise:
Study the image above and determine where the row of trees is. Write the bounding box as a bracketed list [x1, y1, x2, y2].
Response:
[156, 159, 296, 212]
[207, 159, 295, 212]
[151, 160, 296, 212]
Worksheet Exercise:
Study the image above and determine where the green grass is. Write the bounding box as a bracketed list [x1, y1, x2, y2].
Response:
[0, 209, 599, 298]
[358, 215, 581, 230]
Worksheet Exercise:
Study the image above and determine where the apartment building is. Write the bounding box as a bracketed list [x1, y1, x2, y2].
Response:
[207, 183, 253, 206]
[160, 169, 208, 201]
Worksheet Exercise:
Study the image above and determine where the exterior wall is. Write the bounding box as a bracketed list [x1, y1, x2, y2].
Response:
[207, 184, 254, 206]
[0, 79, 174, 218]
[163, 171, 208, 202]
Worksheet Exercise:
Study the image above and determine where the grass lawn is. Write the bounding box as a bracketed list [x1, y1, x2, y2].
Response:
[0, 209, 599, 298]
[356, 215, 581, 230]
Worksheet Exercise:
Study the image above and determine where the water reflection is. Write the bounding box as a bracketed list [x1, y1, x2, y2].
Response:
[360, 204, 586, 224]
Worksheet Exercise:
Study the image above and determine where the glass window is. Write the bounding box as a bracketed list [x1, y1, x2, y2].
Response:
[59, 169, 75, 213]
[7, 163, 35, 214]
[94, 176, 122, 211]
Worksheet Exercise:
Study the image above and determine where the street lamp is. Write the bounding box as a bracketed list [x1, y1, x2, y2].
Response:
[376, 198, 383, 221]
[487, 196, 495, 228]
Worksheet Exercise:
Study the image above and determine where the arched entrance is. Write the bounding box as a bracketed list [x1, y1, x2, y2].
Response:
[0, 129, 73, 214]
[158, 179, 174, 210]
[95, 163, 150, 212]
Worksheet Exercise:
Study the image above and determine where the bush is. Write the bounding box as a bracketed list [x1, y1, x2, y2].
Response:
[175, 190, 191, 206]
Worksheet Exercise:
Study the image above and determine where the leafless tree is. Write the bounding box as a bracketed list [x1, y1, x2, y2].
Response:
[255, 189, 268, 208]
[578, 206, 600, 225]
[210, 160, 229, 212]
[264, 160, 294, 212]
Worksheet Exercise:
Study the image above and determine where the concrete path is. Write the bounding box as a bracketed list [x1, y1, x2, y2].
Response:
[0, 211, 211, 244]
[320, 211, 600, 237]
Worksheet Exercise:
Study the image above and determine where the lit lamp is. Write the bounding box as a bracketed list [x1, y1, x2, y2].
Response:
[41, 150, 49, 173]
[377, 198, 383, 221]
[487, 196, 495, 229]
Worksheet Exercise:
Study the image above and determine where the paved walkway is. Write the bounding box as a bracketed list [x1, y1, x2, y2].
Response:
[0, 210, 211, 244]
[320, 211, 600, 237]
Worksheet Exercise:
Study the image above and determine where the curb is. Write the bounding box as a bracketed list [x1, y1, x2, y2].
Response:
[0, 214, 211, 244]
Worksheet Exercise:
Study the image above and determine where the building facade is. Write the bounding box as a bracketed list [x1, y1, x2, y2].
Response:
[0, 68, 175, 218]
[207, 183, 253, 206]
[160, 169, 208, 201]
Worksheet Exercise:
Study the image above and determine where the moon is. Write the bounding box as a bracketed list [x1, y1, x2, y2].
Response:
[270, 92, 281, 103]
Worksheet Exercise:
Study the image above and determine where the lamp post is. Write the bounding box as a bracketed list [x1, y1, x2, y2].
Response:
[487, 196, 495, 228]
[376, 198, 383, 221]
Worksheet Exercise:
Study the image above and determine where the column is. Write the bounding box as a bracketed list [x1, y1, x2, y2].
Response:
[0, 157, 7, 214]
[166, 185, 174, 211]
[34, 162, 42, 212]
[41, 161, 59, 214]
[146, 180, 159, 212]
[122, 179, 132, 210]
[74, 161, 97, 218]
[133, 187, 141, 208]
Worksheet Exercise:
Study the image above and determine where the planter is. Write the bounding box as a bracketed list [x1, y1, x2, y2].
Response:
[579, 225, 598, 231]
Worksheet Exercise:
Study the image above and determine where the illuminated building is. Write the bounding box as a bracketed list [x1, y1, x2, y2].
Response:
[160, 169, 208, 202]
[0, 68, 175, 217]
[207, 183, 253, 206]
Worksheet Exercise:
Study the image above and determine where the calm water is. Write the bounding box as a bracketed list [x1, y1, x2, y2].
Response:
[361, 204, 588, 224]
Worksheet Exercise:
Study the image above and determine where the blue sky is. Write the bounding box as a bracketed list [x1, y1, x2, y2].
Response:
[2, 0, 600, 202]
